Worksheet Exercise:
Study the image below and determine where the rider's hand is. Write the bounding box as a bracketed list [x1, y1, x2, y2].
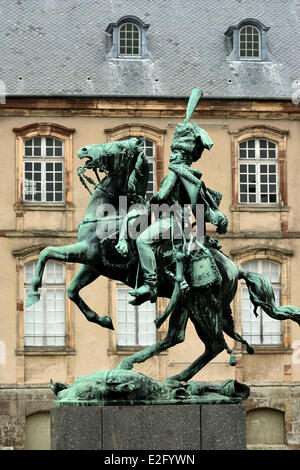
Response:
[115, 239, 129, 256]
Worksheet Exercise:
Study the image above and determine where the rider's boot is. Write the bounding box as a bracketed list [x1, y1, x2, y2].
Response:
[128, 274, 158, 306]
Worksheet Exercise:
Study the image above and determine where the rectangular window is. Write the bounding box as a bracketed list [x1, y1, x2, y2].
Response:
[241, 260, 281, 345]
[23, 137, 64, 204]
[24, 261, 66, 347]
[239, 139, 278, 204]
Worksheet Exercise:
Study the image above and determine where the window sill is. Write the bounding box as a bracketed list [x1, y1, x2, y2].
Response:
[247, 444, 288, 450]
[14, 204, 75, 212]
[241, 345, 293, 355]
[16, 348, 76, 356]
[231, 204, 289, 213]
[108, 347, 167, 356]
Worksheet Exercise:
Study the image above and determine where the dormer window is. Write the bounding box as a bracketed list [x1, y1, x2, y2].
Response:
[106, 16, 150, 59]
[225, 19, 270, 62]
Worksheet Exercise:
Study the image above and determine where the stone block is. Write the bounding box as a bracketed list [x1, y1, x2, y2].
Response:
[102, 405, 201, 450]
[51, 403, 246, 450]
[201, 404, 246, 450]
[51, 406, 102, 450]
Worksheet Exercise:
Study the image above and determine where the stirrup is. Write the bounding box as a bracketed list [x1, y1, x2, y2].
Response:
[128, 285, 157, 306]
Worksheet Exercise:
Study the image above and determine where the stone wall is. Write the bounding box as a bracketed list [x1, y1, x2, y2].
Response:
[1, 383, 300, 449]
[0, 386, 54, 450]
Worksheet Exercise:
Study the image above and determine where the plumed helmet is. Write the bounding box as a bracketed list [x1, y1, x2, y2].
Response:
[171, 89, 213, 162]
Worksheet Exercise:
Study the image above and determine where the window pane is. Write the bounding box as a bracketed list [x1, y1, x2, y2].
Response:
[117, 284, 156, 346]
[138, 301, 156, 345]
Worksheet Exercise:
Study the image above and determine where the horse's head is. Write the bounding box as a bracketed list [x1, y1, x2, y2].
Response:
[77, 138, 149, 197]
[78, 138, 142, 173]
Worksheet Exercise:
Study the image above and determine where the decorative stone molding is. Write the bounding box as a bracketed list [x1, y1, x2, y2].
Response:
[229, 125, 289, 210]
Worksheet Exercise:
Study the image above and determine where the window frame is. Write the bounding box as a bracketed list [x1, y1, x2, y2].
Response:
[241, 259, 282, 345]
[13, 245, 76, 381]
[118, 22, 141, 57]
[231, 245, 293, 355]
[238, 138, 278, 205]
[13, 123, 75, 208]
[230, 125, 289, 210]
[24, 260, 66, 348]
[23, 136, 65, 205]
[13, 123, 75, 232]
[239, 25, 261, 60]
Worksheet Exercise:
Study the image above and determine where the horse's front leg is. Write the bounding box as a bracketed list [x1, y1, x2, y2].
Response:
[26, 242, 88, 307]
[66, 264, 114, 330]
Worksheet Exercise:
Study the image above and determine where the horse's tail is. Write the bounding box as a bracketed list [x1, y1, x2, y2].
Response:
[238, 269, 300, 326]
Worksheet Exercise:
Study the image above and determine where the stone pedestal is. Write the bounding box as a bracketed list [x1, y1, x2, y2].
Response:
[51, 403, 246, 450]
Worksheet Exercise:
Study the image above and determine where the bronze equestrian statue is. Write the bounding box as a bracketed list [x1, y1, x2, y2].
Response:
[26, 89, 300, 386]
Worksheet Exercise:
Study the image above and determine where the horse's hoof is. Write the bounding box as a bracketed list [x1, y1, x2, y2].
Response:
[98, 315, 114, 330]
[229, 357, 237, 366]
[26, 293, 41, 307]
[166, 375, 186, 383]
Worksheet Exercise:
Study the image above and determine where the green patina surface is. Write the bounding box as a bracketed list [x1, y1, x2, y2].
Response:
[25, 89, 300, 405]
[51, 369, 250, 406]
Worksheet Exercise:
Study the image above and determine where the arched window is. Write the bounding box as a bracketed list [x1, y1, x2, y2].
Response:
[239, 25, 261, 59]
[119, 22, 141, 56]
[25, 412, 51, 450]
[23, 136, 64, 203]
[241, 260, 281, 345]
[24, 261, 66, 347]
[239, 138, 278, 204]
[247, 408, 285, 446]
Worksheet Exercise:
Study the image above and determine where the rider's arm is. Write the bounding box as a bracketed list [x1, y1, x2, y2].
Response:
[151, 171, 178, 202]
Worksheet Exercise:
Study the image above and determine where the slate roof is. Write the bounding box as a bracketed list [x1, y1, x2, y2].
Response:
[0, 0, 299, 99]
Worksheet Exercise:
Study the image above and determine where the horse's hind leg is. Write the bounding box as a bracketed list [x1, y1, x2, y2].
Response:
[168, 327, 224, 383]
[168, 291, 227, 382]
[117, 306, 189, 370]
[66, 264, 113, 330]
[222, 305, 254, 355]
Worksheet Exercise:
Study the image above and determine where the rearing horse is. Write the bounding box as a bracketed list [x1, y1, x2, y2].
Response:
[26, 138, 300, 382]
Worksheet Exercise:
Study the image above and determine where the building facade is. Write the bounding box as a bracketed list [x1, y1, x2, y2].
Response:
[0, 0, 300, 449]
